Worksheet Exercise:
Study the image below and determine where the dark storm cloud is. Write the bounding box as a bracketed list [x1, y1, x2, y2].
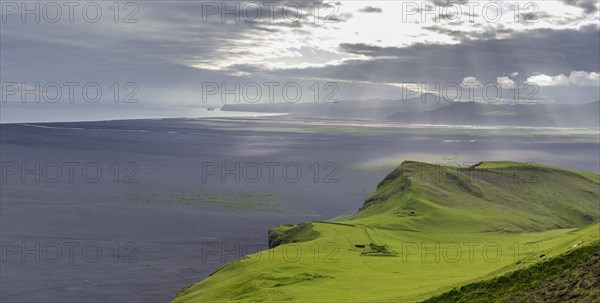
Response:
[416, 1, 478, 23]
[0, 0, 333, 78]
[421, 25, 514, 41]
[286, 25, 600, 103]
[0, 0, 347, 76]
[308, 26, 600, 86]
[1, 1, 598, 108]
[359, 6, 383, 13]
[561, 0, 599, 14]
[519, 11, 553, 23]
[0, 1, 306, 107]
[426, 0, 470, 7]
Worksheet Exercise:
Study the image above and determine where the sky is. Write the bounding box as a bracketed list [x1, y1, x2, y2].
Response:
[1, 0, 599, 121]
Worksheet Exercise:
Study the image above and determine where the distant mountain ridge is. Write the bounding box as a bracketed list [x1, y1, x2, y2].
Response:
[222, 100, 600, 127]
[388, 101, 600, 127]
[221, 94, 449, 120]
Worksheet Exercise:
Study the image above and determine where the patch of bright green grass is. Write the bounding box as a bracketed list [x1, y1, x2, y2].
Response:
[423, 240, 600, 303]
[172, 161, 599, 302]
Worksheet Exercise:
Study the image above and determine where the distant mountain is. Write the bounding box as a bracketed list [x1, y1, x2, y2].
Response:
[387, 101, 600, 127]
[223, 98, 599, 127]
[221, 94, 450, 120]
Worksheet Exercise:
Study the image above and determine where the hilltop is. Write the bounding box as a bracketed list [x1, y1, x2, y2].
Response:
[172, 161, 600, 302]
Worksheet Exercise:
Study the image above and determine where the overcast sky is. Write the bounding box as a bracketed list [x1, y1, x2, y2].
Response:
[1, 0, 599, 121]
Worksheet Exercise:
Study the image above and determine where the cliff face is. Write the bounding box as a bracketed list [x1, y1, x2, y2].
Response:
[268, 222, 319, 248]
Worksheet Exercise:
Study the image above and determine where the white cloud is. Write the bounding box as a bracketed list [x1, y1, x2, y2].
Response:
[526, 71, 599, 86]
[497, 76, 516, 88]
[461, 76, 481, 87]
[569, 71, 600, 86]
[510, 72, 519, 78]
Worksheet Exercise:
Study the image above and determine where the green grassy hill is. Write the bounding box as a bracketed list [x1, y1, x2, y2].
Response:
[172, 161, 600, 302]
[423, 240, 600, 303]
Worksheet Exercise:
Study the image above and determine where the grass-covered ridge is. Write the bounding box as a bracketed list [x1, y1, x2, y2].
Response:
[172, 161, 600, 302]
[354, 161, 598, 233]
[423, 240, 600, 303]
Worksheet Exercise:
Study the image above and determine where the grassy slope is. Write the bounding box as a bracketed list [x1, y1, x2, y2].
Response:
[173, 161, 600, 302]
[423, 240, 600, 303]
